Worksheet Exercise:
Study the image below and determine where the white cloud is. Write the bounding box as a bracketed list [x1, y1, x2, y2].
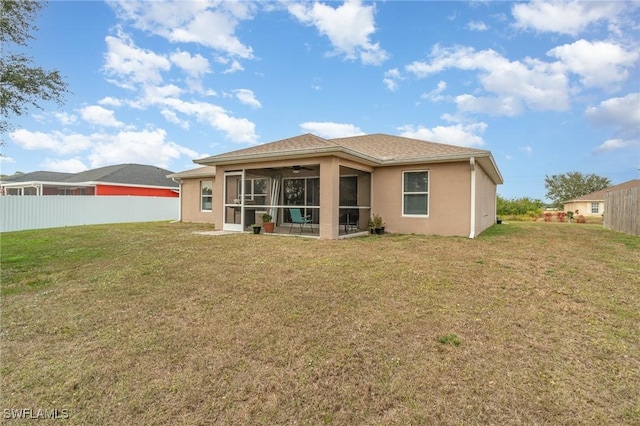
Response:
[170, 50, 211, 78]
[109, 0, 255, 59]
[161, 98, 258, 144]
[288, 0, 388, 65]
[79, 105, 124, 128]
[466, 20, 488, 31]
[221, 59, 244, 74]
[53, 112, 77, 125]
[586, 93, 640, 153]
[406, 45, 570, 115]
[103, 31, 171, 88]
[398, 122, 487, 147]
[160, 109, 190, 130]
[98, 97, 122, 107]
[87, 128, 199, 168]
[547, 40, 639, 89]
[41, 158, 88, 173]
[592, 138, 639, 154]
[383, 68, 401, 91]
[585, 93, 640, 130]
[421, 80, 448, 102]
[511, 0, 627, 36]
[455, 94, 524, 117]
[234, 89, 262, 108]
[0, 156, 15, 164]
[10, 130, 92, 155]
[299, 122, 365, 139]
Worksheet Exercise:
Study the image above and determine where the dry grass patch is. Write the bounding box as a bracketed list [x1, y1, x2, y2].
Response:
[1, 221, 639, 424]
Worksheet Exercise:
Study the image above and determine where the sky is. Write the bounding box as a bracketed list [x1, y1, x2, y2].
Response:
[1, 0, 639, 201]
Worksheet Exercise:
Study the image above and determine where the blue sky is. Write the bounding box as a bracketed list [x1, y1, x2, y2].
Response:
[2, 0, 639, 201]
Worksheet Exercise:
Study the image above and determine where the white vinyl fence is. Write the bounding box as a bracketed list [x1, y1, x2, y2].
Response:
[1, 196, 179, 233]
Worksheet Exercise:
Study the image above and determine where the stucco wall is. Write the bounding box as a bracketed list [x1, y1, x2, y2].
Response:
[180, 178, 215, 225]
[371, 162, 472, 237]
[474, 162, 497, 236]
[563, 201, 604, 216]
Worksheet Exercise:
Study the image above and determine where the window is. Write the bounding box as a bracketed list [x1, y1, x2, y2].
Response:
[403, 171, 429, 216]
[243, 178, 268, 206]
[201, 180, 212, 211]
[591, 202, 599, 214]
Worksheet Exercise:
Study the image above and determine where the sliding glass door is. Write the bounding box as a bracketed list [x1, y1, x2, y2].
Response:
[283, 177, 320, 223]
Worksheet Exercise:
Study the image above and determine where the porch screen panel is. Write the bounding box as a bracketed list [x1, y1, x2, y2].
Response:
[283, 177, 319, 223]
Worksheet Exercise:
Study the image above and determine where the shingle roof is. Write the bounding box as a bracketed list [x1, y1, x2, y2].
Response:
[197, 134, 338, 163]
[193, 133, 502, 184]
[567, 179, 640, 202]
[332, 133, 489, 161]
[196, 133, 490, 164]
[167, 166, 216, 179]
[64, 164, 178, 188]
[1, 164, 178, 188]
[1, 171, 74, 183]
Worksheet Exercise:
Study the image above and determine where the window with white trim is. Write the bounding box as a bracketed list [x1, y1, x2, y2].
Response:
[242, 178, 268, 206]
[403, 171, 429, 216]
[591, 202, 599, 214]
[201, 180, 212, 211]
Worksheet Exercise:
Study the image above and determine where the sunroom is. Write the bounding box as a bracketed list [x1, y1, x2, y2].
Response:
[218, 161, 372, 238]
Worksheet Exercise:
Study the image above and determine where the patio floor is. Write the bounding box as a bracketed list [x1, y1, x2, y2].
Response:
[250, 224, 368, 239]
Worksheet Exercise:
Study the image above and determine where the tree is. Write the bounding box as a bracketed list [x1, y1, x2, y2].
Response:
[1, 0, 69, 139]
[544, 172, 611, 208]
[497, 195, 544, 217]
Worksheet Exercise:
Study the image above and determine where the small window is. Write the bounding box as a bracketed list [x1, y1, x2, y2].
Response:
[591, 202, 599, 214]
[201, 180, 212, 211]
[403, 171, 429, 216]
[243, 178, 268, 206]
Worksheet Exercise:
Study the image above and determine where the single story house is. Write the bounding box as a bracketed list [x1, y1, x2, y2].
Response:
[168, 133, 503, 239]
[1, 164, 179, 197]
[562, 179, 640, 216]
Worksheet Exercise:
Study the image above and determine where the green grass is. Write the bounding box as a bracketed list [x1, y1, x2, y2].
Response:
[1, 221, 639, 425]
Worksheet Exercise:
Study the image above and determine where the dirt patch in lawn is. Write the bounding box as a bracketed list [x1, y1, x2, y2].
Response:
[1, 221, 638, 424]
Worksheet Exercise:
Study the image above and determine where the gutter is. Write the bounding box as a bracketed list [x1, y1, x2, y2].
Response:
[469, 157, 476, 239]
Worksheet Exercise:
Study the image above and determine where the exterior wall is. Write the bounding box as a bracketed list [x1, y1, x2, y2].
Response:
[96, 184, 178, 197]
[319, 157, 340, 239]
[180, 178, 215, 224]
[474, 162, 497, 236]
[563, 201, 604, 216]
[371, 161, 472, 237]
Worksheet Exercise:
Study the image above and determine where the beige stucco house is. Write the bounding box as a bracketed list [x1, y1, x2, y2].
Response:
[562, 179, 640, 217]
[168, 133, 503, 239]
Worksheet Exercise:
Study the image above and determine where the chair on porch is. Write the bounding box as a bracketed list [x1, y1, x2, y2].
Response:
[339, 208, 359, 234]
[289, 208, 314, 234]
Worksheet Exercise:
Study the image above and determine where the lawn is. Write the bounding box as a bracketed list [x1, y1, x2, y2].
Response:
[1, 221, 638, 425]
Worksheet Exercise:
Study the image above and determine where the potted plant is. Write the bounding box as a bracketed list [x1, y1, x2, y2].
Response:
[262, 213, 275, 233]
[369, 213, 385, 235]
[251, 224, 261, 234]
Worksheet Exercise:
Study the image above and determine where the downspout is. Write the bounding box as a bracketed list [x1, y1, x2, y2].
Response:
[469, 157, 476, 239]
[171, 177, 182, 223]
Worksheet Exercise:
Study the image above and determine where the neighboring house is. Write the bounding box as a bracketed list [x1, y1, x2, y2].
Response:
[169, 133, 503, 239]
[1, 164, 179, 197]
[562, 179, 640, 216]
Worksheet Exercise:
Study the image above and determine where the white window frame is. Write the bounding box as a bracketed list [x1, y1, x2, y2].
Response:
[242, 178, 268, 203]
[591, 202, 599, 214]
[402, 170, 429, 217]
[200, 180, 213, 212]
